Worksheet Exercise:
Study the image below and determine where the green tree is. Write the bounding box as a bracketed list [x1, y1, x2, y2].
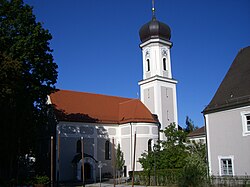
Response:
[0, 0, 58, 183]
[139, 123, 208, 185]
[178, 153, 208, 187]
[116, 143, 125, 177]
[185, 116, 198, 133]
[159, 123, 188, 169]
[161, 123, 187, 149]
[139, 123, 188, 171]
[138, 151, 154, 175]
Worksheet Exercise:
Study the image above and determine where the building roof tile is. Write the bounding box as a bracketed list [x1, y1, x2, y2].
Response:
[187, 126, 205, 137]
[203, 46, 250, 114]
[49, 90, 158, 124]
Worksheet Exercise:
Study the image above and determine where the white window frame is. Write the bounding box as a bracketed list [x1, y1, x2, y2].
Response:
[218, 156, 234, 176]
[241, 111, 250, 136]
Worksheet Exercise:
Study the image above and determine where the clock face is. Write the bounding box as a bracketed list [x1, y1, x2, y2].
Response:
[161, 49, 167, 56]
[145, 49, 150, 57]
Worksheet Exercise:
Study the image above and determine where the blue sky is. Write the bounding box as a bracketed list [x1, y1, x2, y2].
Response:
[25, 0, 250, 128]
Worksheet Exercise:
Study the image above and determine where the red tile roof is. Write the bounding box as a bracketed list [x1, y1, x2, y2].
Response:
[50, 90, 158, 124]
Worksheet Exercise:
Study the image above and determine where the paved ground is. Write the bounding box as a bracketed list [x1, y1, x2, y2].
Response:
[60, 181, 148, 187]
[59, 177, 154, 187]
[85, 183, 146, 187]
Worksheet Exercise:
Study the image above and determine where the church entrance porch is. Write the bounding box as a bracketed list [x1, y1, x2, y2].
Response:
[76, 158, 96, 182]
[81, 163, 92, 180]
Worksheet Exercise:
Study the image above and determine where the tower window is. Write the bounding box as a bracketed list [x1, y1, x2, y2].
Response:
[105, 140, 110, 160]
[163, 58, 167, 71]
[147, 59, 150, 71]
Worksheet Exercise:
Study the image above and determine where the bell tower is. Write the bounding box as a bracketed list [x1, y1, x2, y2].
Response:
[138, 5, 178, 140]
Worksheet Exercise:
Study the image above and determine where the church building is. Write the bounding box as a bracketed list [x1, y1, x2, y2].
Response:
[48, 7, 178, 182]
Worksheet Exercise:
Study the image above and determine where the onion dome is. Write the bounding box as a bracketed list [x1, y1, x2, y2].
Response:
[139, 16, 171, 43]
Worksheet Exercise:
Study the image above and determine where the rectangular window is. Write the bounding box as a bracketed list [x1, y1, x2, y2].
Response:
[218, 156, 234, 176]
[221, 159, 233, 175]
[241, 111, 250, 136]
[247, 115, 250, 131]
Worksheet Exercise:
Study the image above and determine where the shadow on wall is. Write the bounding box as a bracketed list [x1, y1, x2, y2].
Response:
[53, 107, 99, 123]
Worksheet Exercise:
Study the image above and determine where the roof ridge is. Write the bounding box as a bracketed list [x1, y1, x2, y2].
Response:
[203, 46, 250, 114]
[58, 89, 133, 100]
[119, 98, 139, 105]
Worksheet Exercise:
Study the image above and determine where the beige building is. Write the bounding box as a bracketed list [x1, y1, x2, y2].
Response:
[187, 126, 206, 144]
[203, 46, 250, 176]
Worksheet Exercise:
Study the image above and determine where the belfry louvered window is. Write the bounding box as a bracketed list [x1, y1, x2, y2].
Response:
[147, 59, 150, 71]
[163, 58, 166, 71]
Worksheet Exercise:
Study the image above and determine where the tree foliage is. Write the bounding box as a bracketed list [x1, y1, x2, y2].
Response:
[0, 0, 58, 183]
[139, 123, 208, 185]
[116, 143, 125, 171]
[178, 153, 208, 187]
[116, 143, 125, 177]
[139, 151, 154, 175]
[185, 116, 198, 133]
[160, 123, 188, 169]
[139, 123, 188, 171]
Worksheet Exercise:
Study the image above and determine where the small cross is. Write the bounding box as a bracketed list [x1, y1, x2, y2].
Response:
[152, 0, 155, 16]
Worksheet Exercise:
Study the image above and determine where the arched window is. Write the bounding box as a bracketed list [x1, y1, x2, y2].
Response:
[76, 139, 81, 153]
[148, 139, 152, 152]
[105, 140, 110, 160]
[163, 58, 167, 71]
[147, 59, 150, 71]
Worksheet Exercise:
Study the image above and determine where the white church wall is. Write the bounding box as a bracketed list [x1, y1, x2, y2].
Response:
[141, 39, 172, 79]
[57, 121, 103, 181]
[96, 137, 113, 174]
[140, 78, 178, 135]
[119, 122, 159, 173]
[58, 137, 75, 181]
[56, 121, 158, 181]
[142, 87, 155, 113]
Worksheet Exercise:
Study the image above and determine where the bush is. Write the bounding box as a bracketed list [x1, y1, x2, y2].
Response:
[33, 175, 50, 185]
[178, 154, 208, 187]
[129, 169, 181, 186]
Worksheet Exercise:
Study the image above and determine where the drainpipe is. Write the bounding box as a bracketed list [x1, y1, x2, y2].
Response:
[158, 122, 161, 143]
[203, 114, 210, 179]
[130, 123, 133, 173]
